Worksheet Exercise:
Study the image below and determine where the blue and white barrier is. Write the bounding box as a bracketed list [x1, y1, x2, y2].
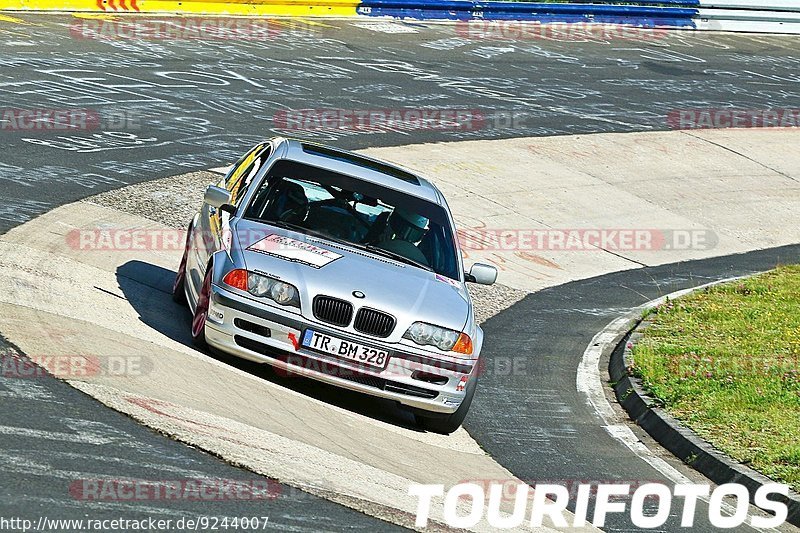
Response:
[358, 0, 800, 33]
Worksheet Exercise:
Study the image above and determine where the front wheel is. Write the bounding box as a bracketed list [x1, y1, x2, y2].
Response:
[191, 266, 212, 349]
[416, 376, 477, 435]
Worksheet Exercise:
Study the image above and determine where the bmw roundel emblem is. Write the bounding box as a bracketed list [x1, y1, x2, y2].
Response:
[352, 291, 365, 299]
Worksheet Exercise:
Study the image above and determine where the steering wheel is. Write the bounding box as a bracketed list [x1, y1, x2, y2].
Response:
[279, 203, 309, 224]
[362, 211, 391, 244]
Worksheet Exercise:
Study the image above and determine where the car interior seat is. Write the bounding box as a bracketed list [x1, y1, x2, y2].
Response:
[261, 181, 309, 224]
[305, 199, 368, 242]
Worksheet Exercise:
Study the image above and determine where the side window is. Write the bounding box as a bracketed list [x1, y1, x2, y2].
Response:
[225, 143, 272, 207]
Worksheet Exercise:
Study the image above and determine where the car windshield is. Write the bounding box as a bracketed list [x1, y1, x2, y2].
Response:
[244, 160, 460, 280]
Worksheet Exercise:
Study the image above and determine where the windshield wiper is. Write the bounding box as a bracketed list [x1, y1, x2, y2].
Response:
[261, 220, 332, 242]
[361, 244, 434, 272]
[257, 219, 347, 244]
[264, 219, 308, 234]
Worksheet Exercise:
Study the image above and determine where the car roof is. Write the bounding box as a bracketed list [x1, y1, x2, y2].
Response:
[277, 138, 443, 205]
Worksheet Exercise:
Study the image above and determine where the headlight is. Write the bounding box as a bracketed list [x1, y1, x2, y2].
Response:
[403, 322, 472, 355]
[249, 273, 299, 307]
[224, 269, 300, 308]
[270, 280, 298, 305]
[248, 272, 273, 297]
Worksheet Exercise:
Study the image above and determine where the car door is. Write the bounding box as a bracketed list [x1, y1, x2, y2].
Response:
[217, 142, 274, 250]
[191, 142, 273, 292]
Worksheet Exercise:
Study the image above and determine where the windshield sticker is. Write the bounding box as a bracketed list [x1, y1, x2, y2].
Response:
[435, 273, 460, 287]
[248, 234, 342, 268]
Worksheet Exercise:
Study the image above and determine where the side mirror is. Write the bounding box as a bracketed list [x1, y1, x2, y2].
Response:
[466, 263, 497, 285]
[204, 185, 232, 209]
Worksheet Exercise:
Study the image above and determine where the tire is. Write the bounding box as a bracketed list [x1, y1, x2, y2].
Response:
[416, 376, 478, 435]
[172, 225, 192, 305]
[191, 266, 212, 349]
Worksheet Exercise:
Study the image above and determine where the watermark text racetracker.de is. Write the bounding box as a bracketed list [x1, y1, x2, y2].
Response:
[455, 20, 670, 42]
[458, 228, 717, 252]
[668, 108, 800, 129]
[0, 515, 270, 532]
[69, 17, 283, 41]
[1, 353, 151, 379]
[70, 478, 281, 501]
[273, 108, 486, 133]
[272, 107, 570, 135]
[0, 108, 140, 133]
[66, 227, 718, 253]
[410, 481, 791, 529]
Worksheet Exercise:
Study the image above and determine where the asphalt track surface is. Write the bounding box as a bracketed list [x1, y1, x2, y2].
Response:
[3, 13, 800, 235]
[472, 244, 800, 532]
[2, 13, 800, 532]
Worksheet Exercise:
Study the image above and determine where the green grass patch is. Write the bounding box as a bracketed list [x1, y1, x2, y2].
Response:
[631, 265, 800, 492]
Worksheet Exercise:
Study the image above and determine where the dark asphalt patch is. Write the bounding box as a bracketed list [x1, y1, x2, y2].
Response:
[469, 244, 800, 531]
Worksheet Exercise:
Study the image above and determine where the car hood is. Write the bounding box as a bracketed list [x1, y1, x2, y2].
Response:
[233, 219, 470, 336]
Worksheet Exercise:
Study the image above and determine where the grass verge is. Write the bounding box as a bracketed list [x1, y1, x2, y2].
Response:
[632, 265, 800, 492]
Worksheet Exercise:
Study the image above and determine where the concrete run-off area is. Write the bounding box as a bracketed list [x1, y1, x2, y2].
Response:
[361, 128, 800, 292]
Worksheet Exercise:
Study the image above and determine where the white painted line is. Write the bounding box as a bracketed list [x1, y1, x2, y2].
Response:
[576, 315, 629, 423]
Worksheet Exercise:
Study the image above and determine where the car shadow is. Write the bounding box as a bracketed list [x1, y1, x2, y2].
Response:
[116, 259, 421, 431]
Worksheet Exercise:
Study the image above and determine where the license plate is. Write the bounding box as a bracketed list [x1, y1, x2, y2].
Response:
[301, 329, 389, 369]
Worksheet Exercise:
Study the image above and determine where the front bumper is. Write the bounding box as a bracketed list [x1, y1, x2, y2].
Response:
[204, 284, 477, 414]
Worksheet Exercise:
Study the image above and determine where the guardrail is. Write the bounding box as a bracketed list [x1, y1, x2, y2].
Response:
[2, 0, 799, 33]
[359, 0, 699, 28]
[357, 0, 800, 33]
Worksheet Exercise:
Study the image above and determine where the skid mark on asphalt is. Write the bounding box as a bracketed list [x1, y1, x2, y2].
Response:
[475, 388, 579, 447]
[69, 382, 569, 532]
[0, 337, 405, 531]
[0, 375, 59, 401]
